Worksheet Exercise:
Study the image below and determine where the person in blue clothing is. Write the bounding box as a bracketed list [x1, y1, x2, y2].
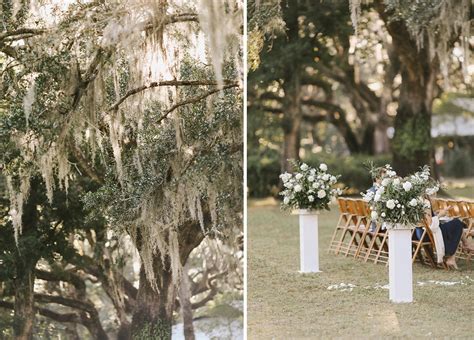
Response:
[423, 199, 474, 269]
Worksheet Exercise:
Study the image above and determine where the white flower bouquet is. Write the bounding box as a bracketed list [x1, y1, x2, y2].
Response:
[362, 165, 439, 229]
[279, 161, 342, 211]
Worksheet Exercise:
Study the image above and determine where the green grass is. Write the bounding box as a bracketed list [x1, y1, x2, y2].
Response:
[248, 198, 474, 339]
[441, 177, 474, 200]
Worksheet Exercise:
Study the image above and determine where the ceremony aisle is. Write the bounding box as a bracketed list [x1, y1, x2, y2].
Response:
[248, 195, 473, 338]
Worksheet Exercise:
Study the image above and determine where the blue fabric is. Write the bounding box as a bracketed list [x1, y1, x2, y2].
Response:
[414, 227, 430, 242]
[439, 219, 464, 256]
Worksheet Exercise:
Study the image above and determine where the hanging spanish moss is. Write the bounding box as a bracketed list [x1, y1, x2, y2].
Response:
[2, 0, 242, 288]
[349, 0, 471, 85]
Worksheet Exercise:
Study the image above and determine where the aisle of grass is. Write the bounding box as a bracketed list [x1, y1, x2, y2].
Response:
[248, 194, 474, 338]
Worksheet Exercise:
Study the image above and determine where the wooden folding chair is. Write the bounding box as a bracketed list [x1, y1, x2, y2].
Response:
[445, 199, 462, 218]
[411, 217, 439, 268]
[465, 201, 474, 235]
[454, 200, 473, 263]
[354, 201, 377, 259]
[328, 198, 353, 254]
[332, 198, 360, 255]
[433, 198, 449, 213]
[343, 199, 368, 257]
[371, 225, 389, 265]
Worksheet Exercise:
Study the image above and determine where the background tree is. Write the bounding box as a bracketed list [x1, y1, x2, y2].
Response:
[248, 0, 471, 197]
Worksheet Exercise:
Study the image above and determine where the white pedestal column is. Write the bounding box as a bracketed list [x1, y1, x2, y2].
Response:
[299, 210, 320, 273]
[388, 228, 413, 303]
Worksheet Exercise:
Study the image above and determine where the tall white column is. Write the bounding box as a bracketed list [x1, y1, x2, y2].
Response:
[299, 210, 320, 273]
[388, 228, 413, 303]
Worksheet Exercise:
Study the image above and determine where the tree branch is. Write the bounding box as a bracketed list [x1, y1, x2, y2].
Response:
[109, 80, 238, 112]
[68, 142, 105, 184]
[34, 294, 96, 313]
[0, 28, 46, 42]
[0, 299, 82, 324]
[156, 83, 239, 124]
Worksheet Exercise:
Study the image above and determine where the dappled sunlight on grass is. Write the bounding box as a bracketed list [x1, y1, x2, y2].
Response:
[248, 202, 473, 338]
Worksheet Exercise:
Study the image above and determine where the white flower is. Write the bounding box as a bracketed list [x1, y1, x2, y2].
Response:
[279, 172, 292, 183]
[308, 175, 315, 182]
[409, 198, 418, 207]
[363, 191, 374, 202]
[371, 211, 378, 220]
[294, 184, 302, 192]
[397, 204, 401, 208]
[426, 186, 439, 195]
[319, 163, 328, 171]
[284, 182, 293, 189]
[317, 190, 326, 198]
[312, 182, 319, 189]
[403, 182, 412, 191]
[283, 197, 290, 204]
[387, 170, 396, 177]
[322, 174, 330, 181]
[386, 200, 396, 210]
[393, 178, 400, 186]
[381, 212, 386, 217]
[300, 163, 309, 171]
[330, 176, 337, 183]
[295, 173, 303, 180]
[381, 178, 390, 186]
[308, 195, 314, 202]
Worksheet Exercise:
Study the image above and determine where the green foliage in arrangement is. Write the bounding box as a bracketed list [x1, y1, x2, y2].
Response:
[279, 160, 341, 211]
[362, 165, 439, 227]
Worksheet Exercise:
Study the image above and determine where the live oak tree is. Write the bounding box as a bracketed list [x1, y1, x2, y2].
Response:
[351, 0, 471, 175]
[248, 0, 396, 173]
[1, 0, 242, 339]
[249, 0, 471, 175]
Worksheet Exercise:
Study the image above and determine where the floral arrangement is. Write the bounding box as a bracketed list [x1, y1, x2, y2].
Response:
[279, 161, 342, 211]
[362, 165, 439, 229]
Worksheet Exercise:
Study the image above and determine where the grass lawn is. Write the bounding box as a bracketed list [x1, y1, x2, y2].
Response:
[247, 190, 474, 338]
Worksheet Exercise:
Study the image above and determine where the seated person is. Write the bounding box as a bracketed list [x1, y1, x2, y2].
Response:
[420, 199, 474, 269]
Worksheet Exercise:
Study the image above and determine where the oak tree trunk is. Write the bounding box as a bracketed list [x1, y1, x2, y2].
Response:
[13, 268, 35, 340]
[379, 5, 438, 176]
[179, 264, 195, 340]
[280, 0, 302, 174]
[131, 258, 175, 339]
[13, 179, 39, 340]
[130, 220, 204, 339]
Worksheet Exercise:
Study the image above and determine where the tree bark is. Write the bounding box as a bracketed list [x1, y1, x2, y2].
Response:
[130, 259, 175, 339]
[130, 220, 204, 339]
[13, 268, 35, 340]
[378, 4, 438, 176]
[281, 94, 302, 173]
[280, 0, 302, 173]
[13, 179, 39, 340]
[179, 264, 195, 340]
